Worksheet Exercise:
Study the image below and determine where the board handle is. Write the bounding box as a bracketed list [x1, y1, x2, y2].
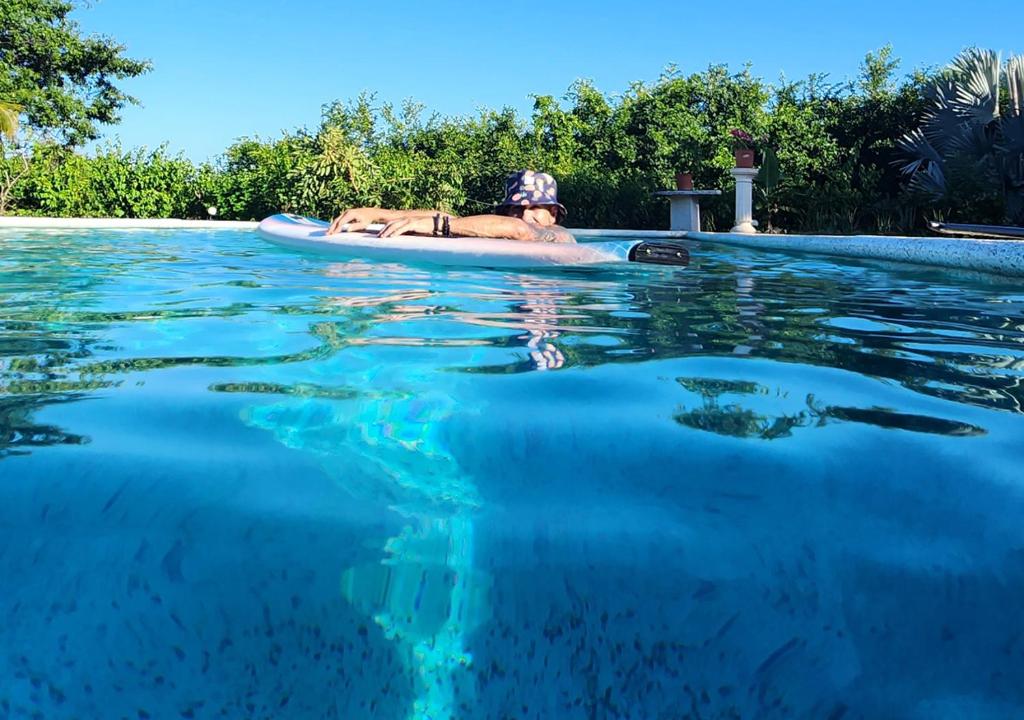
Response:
[628, 242, 690, 266]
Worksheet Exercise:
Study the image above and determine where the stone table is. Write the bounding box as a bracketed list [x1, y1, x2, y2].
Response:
[652, 190, 722, 232]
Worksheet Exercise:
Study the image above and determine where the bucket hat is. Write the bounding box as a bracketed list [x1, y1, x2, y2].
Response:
[494, 170, 567, 222]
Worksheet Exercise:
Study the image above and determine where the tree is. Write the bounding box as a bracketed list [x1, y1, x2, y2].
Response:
[896, 49, 1024, 224]
[0, 101, 27, 213]
[0, 0, 151, 147]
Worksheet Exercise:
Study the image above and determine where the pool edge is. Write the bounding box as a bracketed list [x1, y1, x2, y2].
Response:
[685, 230, 1024, 279]
[0, 217, 258, 230]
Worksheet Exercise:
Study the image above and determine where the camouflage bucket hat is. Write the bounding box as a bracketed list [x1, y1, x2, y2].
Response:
[495, 170, 567, 222]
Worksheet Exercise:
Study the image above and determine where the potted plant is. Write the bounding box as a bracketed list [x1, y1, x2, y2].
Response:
[672, 145, 704, 190]
[730, 129, 755, 168]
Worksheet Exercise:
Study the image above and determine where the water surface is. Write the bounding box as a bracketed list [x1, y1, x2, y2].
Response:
[2, 228, 1023, 719]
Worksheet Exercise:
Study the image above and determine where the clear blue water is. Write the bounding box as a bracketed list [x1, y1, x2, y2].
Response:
[2, 227, 1023, 719]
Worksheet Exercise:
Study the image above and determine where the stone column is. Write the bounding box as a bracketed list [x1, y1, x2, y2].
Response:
[730, 167, 759, 234]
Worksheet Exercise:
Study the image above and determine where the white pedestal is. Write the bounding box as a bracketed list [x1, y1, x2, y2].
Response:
[730, 167, 759, 234]
[652, 190, 722, 232]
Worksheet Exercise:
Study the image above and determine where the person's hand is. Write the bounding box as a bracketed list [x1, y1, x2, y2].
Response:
[378, 216, 434, 238]
[327, 208, 383, 235]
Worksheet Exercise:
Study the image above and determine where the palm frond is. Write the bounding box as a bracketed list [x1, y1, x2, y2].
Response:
[922, 78, 958, 109]
[920, 91, 971, 155]
[949, 48, 1001, 123]
[908, 161, 947, 199]
[996, 112, 1024, 157]
[896, 128, 943, 167]
[1006, 54, 1024, 117]
[894, 127, 947, 198]
[946, 120, 995, 158]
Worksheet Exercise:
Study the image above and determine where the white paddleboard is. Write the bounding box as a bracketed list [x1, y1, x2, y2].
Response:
[257, 214, 643, 268]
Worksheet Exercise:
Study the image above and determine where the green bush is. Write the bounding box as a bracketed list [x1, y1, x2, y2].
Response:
[8, 47, 1014, 234]
[14, 143, 205, 218]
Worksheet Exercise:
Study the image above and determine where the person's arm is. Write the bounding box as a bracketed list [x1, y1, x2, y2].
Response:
[327, 207, 453, 235]
[378, 214, 575, 243]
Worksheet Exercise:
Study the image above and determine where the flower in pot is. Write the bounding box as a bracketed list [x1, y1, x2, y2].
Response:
[674, 171, 693, 190]
[730, 129, 755, 168]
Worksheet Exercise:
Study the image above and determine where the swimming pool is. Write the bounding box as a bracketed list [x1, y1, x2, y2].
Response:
[2, 227, 1023, 719]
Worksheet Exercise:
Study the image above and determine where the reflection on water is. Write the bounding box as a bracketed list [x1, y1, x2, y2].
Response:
[2, 233, 1023, 444]
[673, 377, 987, 439]
[0, 395, 91, 456]
[2, 228, 1024, 718]
[243, 378, 487, 720]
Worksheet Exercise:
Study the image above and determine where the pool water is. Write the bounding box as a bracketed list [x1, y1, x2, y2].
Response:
[2, 228, 1023, 719]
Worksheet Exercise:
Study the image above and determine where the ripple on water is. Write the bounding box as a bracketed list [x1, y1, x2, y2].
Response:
[1, 228, 1024, 718]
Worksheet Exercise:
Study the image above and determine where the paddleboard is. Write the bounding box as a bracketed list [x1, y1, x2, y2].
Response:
[257, 214, 688, 268]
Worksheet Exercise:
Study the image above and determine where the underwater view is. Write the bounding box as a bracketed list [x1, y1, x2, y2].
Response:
[2, 227, 1023, 719]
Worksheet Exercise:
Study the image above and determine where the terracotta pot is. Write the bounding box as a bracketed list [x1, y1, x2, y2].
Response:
[734, 148, 755, 168]
[675, 172, 693, 191]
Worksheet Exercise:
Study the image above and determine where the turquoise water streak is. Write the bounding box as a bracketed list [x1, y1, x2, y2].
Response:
[2, 227, 1024, 719]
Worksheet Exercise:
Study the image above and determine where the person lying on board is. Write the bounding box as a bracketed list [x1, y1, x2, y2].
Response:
[326, 170, 575, 244]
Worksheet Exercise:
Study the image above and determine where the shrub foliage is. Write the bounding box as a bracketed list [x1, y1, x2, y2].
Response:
[3, 47, 1022, 233]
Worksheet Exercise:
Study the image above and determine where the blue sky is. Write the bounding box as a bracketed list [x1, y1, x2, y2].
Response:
[75, 0, 1022, 163]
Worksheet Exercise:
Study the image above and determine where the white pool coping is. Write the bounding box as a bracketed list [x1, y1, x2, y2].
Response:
[578, 228, 1024, 278]
[3, 217, 1023, 278]
[687, 230, 1024, 279]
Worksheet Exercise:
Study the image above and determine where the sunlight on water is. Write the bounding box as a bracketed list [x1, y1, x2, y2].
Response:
[1, 227, 1023, 719]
